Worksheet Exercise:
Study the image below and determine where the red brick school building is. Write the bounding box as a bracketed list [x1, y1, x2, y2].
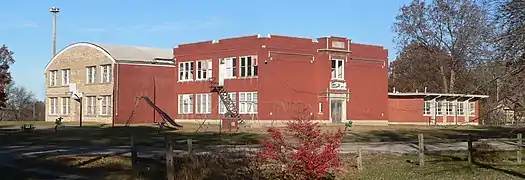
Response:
[44, 34, 488, 126]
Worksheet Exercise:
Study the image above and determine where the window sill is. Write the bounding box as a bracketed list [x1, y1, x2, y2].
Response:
[330, 79, 345, 82]
[84, 115, 97, 117]
[178, 80, 194, 83]
[99, 115, 112, 117]
[238, 76, 258, 79]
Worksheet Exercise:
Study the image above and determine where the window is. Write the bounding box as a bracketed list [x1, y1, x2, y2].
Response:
[86, 96, 97, 115]
[61, 69, 70, 86]
[457, 102, 465, 115]
[446, 101, 454, 115]
[240, 56, 258, 77]
[468, 102, 475, 116]
[101, 65, 112, 83]
[424, 101, 432, 115]
[219, 93, 236, 114]
[178, 94, 194, 114]
[49, 97, 58, 115]
[61, 97, 70, 115]
[222, 57, 237, 78]
[436, 101, 443, 115]
[49, 70, 58, 86]
[178, 62, 194, 81]
[196, 60, 212, 80]
[86, 66, 96, 84]
[331, 58, 344, 80]
[100, 95, 112, 115]
[195, 93, 212, 114]
[239, 92, 258, 114]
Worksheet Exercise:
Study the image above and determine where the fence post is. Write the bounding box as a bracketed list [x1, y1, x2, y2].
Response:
[357, 147, 363, 171]
[130, 135, 138, 179]
[468, 134, 473, 163]
[165, 136, 175, 180]
[518, 133, 522, 164]
[187, 139, 193, 156]
[418, 133, 425, 166]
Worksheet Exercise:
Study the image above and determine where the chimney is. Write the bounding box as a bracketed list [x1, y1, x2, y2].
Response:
[393, 87, 396, 93]
[424, 87, 427, 93]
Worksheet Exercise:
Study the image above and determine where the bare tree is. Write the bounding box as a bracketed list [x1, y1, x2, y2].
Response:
[393, 0, 496, 93]
[389, 42, 475, 93]
[0, 82, 38, 121]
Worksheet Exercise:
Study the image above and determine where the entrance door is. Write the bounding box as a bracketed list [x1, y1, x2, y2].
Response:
[331, 100, 343, 123]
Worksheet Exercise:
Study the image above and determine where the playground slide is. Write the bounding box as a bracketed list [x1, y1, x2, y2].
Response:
[139, 96, 183, 128]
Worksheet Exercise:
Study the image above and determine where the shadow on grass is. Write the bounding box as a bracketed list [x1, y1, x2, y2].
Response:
[0, 125, 261, 162]
[344, 126, 525, 143]
[406, 150, 525, 179]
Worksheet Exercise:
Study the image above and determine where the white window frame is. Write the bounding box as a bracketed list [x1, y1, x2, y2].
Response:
[49, 97, 58, 115]
[100, 65, 112, 83]
[49, 70, 58, 86]
[86, 66, 96, 84]
[318, 102, 323, 114]
[178, 94, 194, 114]
[86, 96, 97, 115]
[239, 55, 258, 78]
[178, 61, 194, 81]
[331, 58, 344, 80]
[239, 92, 258, 114]
[99, 95, 112, 115]
[436, 101, 443, 115]
[219, 92, 236, 114]
[195, 93, 212, 114]
[468, 102, 475, 116]
[423, 101, 432, 116]
[457, 102, 465, 116]
[446, 101, 455, 115]
[196, 60, 212, 81]
[61, 97, 70, 115]
[222, 57, 237, 79]
[61, 69, 70, 86]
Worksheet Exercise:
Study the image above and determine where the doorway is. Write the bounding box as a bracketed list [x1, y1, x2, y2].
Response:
[330, 99, 344, 123]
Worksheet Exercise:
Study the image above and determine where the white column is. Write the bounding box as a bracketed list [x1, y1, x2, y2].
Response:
[454, 99, 458, 125]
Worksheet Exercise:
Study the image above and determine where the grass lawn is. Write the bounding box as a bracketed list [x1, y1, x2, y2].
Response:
[2, 122, 525, 149]
[343, 151, 525, 180]
[0, 120, 104, 128]
[6, 151, 525, 180]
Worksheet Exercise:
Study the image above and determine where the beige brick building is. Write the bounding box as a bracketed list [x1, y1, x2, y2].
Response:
[44, 42, 174, 124]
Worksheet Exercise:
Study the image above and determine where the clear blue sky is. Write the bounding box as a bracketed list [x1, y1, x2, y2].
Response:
[1, 0, 411, 100]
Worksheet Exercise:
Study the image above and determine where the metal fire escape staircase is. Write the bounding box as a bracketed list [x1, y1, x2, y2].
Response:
[209, 78, 243, 126]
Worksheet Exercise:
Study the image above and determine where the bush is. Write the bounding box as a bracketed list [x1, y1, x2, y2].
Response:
[254, 107, 345, 180]
[472, 141, 500, 162]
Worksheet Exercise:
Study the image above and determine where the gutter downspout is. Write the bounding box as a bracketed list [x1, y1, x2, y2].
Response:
[113, 61, 120, 127]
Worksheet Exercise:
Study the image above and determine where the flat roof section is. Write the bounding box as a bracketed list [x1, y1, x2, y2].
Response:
[388, 92, 489, 101]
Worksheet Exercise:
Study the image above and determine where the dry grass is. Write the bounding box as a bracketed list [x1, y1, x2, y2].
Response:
[7, 151, 525, 180]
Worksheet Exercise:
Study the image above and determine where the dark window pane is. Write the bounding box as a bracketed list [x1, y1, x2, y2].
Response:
[247, 66, 252, 76]
[233, 67, 236, 76]
[232, 58, 237, 67]
[241, 57, 245, 66]
[254, 66, 258, 76]
[241, 67, 246, 77]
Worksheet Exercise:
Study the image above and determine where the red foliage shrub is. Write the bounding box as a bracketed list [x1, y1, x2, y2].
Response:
[254, 107, 344, 180]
